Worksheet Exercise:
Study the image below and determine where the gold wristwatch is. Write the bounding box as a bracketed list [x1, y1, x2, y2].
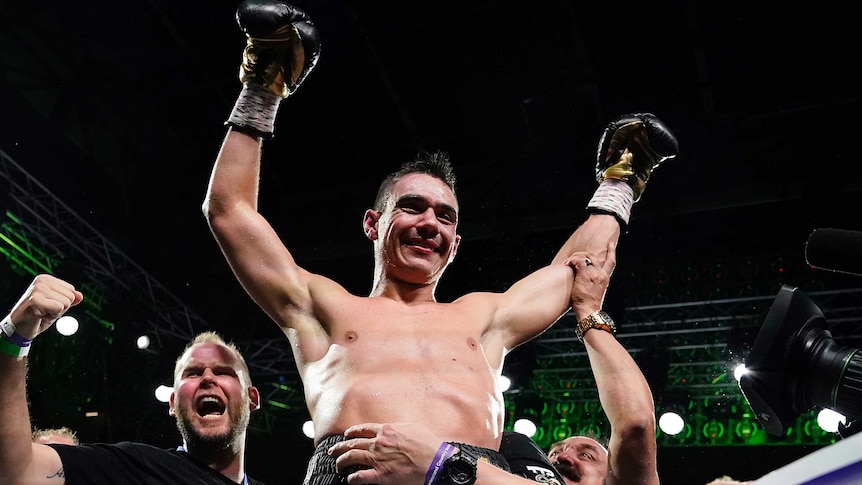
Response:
[575, 310, 616, 341]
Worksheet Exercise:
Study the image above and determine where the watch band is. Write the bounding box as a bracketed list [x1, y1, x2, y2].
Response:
[425, 442, 455, 485]
[441, 442, 478, 485]
[575, 310, 616, 342]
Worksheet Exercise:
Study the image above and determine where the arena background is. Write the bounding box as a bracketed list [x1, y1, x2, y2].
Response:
[1, 1, 860, 483]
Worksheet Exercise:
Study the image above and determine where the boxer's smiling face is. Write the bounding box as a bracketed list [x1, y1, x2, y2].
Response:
[367, 173, 461, 286]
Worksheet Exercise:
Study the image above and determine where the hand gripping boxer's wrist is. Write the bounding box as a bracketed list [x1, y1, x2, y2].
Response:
[226, 0, 321, 139]
[568, 244, 616, 345]
[567, 242, 616, 322]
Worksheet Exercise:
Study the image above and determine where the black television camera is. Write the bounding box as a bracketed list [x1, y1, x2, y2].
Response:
[738, 228, 862, 438]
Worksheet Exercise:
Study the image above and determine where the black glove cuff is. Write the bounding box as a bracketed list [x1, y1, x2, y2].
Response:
[585, 207, 629, 233]
[225, 121, 272, 141]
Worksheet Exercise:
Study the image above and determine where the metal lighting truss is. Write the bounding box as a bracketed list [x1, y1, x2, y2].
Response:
[0, 149, 303, 431]
[531, 289, 862, 405]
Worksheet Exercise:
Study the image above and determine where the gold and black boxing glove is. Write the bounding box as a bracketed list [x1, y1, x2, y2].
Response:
[226, 0, 321, 139]
[595, 112, 679, 202]
[586, 112, 679, 228]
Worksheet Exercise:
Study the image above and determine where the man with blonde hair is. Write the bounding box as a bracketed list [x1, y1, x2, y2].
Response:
[0, 274, 265, 485]
[32, 427, 79, 446]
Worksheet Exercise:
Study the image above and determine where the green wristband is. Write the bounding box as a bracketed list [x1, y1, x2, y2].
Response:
[0, 334, 29, 359]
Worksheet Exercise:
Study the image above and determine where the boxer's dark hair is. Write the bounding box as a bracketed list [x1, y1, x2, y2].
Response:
[373, 150, 457, 212]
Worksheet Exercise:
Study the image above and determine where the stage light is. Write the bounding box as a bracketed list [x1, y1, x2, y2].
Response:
[302, 420, 315, 439]
[55, 315, 78, 336]
[817, 408, 847, 434]
[136, 334, 150, 350]
[803, 418, 831, 441]
[551, 423, 573, 442]
[734, 413, 760, 442]
[703, 419, 727, 442]
[511, 393, 545, 439]
[154, 385, 172, 403]
[513, 407, 540, 438]
[514, 418, 538, 437]
[499, 375, 511, 392]
[555, 402, 578, 418]
[733, 363, 746, 381]
[658, 410, 685, 436]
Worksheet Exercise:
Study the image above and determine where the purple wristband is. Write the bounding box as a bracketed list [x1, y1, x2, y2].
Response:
[425, 442, 454, 485]
[1, 331, 31, 347]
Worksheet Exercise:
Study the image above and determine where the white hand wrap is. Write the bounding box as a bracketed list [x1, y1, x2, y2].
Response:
[587, 179, 635, 226]
[226, 82, 282, 138]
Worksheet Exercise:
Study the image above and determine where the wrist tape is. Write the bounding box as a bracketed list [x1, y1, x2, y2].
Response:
[587, 179, 634, 226]
[226, 82, 282, 139]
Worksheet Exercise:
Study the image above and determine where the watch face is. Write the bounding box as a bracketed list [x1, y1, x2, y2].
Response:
[576, 311, 615, 341]
[449, 463, 473, 485]
[445, 449, 478, 485]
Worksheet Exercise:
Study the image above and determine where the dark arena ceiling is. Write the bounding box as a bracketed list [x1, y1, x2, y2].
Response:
[1, 1, 861, 483]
